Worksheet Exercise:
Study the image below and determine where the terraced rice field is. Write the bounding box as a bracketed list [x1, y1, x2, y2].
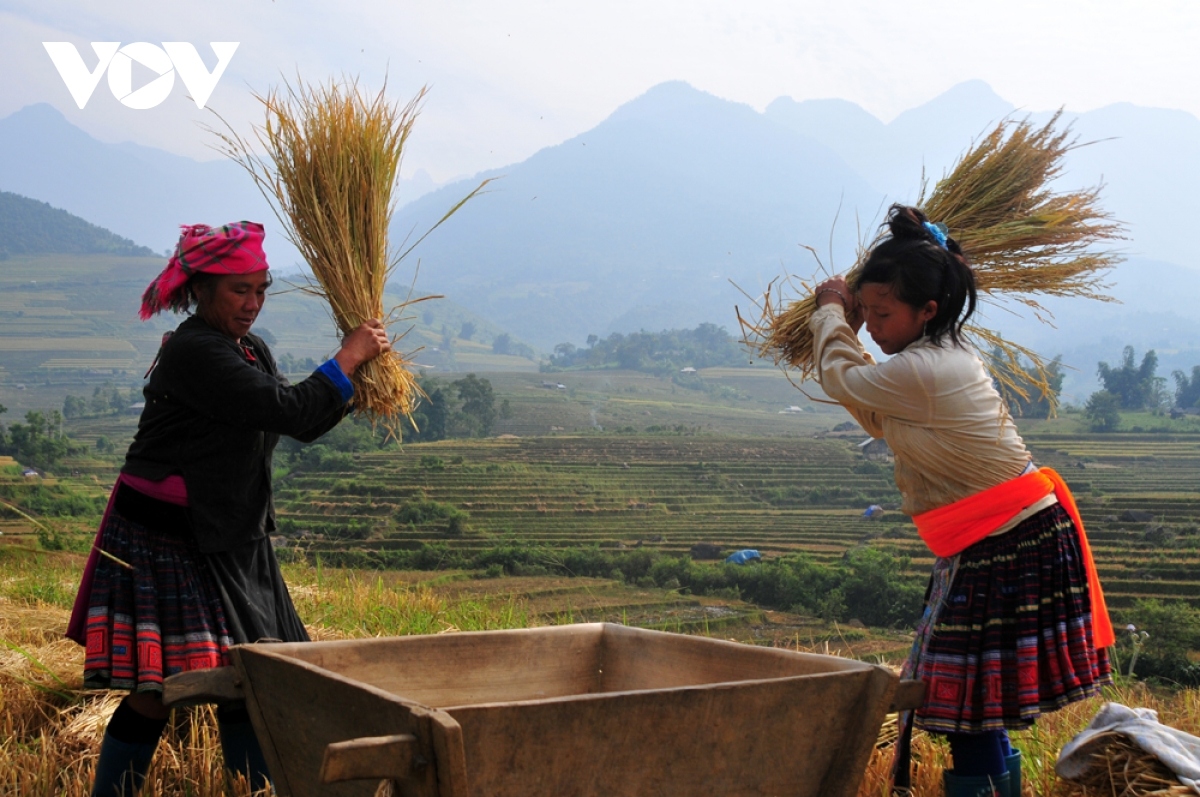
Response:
[279, 436, 892, 556]
[273, 431, 1200, 612]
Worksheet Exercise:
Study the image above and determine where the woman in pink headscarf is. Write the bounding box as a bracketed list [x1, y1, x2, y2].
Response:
[70, 222, 390, 796]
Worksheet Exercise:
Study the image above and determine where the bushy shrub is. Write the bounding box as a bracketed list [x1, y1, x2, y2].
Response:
[1118, 599, 1200, 686]
[395, 498, 469, 535]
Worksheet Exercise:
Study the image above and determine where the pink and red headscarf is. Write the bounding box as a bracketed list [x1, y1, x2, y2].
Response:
[139, 221, 269, 320]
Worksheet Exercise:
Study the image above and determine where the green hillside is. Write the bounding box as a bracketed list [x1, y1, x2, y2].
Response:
[0, 252, 539, 406]
[0, 191, 156, 258]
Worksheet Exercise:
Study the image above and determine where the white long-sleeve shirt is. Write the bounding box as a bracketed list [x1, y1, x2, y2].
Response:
[811, 303, 1032, 516]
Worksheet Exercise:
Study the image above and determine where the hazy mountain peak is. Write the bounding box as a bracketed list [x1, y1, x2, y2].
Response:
[1, 102, 68, 125]
[0, 103, 93, 148]
[606, 81, 758, 124]
[890, 79, 1013, 126]
[764, 95, 883, 128]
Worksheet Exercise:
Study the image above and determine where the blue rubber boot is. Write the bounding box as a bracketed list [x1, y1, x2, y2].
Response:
[943, 769, 1010, 797]
[217, 709, 272, 792]
[1004, 749, 1022, 797]
[91, 732, 158, 797]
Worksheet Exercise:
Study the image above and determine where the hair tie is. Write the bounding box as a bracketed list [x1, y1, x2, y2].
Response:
[923, 221, 949, 249]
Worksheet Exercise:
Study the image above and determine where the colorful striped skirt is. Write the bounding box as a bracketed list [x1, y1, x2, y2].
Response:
[909, 502, 1111, 734]
[82, 484, 232, 693]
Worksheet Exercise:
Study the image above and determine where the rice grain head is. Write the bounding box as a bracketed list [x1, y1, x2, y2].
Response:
[740, 112, 1124, 411]
[212, 76, 488, 436]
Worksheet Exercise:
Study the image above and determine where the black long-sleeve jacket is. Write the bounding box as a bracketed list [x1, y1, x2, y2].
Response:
[123, 315, 347, 552]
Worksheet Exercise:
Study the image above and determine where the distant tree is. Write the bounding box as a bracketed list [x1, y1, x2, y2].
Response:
[1122, 599, 1200, 685]
[837, 547, 923, 629]
[1174, 366, 1200, 409]
[291, 354, 319, 373]
[275, 413, 392, 470]
[62, 384, 139, 419]
[2, 410, 77, 469]
[405, 378, 450, 443]
[492, 333, 512, 355]
[1085, 390, 1121, 432]
[1097, 346, 1163, 410]
[993, 350, 1064, 418]
[545, 325, 745, 374]
[452, 374, 496, 437]
[459, 321, 477, 341]
[62, 394, 88, 420]
[499, 398, 513, 420]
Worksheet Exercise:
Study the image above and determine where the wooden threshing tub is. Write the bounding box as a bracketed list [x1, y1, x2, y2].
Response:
[164, 623, 922, 797]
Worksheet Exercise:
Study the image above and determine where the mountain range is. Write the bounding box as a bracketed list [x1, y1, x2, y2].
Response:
[2, 80, 1198, 400]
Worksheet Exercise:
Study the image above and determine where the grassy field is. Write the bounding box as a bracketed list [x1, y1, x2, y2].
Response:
[5, 355, 1200, 793]
[10, 372, 1200, 619]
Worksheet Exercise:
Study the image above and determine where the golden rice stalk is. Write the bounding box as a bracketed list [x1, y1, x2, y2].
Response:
[212, 76, 487, 432]
[739, 112, 1124, 407]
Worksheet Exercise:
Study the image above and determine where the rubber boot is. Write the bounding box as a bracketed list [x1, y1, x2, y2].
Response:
[1004, 749, 1022, 797]
[91, 732, 159, 797]
[217, 708, 272, 792]
[943, 769, 1010, 797]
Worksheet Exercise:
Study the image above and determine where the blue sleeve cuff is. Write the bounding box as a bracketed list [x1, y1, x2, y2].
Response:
[316, 359, 354, 403]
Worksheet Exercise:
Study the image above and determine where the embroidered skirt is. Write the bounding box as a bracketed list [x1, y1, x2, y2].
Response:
[911, 502, 1111, 734]
[82, 485, 232, 693]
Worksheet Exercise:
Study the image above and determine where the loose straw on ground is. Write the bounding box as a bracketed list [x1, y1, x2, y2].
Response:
[1067, 732, 1194, 796]
[739, 112, 1124, 407]
[212, 77, 487, 434]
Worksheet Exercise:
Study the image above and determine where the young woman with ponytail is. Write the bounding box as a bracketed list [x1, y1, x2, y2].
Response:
[812, 205, 1113, 797]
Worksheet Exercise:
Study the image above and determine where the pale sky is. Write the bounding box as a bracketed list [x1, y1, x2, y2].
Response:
[1, 1, 1197, 183]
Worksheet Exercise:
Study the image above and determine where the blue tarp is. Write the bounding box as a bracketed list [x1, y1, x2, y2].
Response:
[862, 504, 884, 518]
[725, 549, 761, 565]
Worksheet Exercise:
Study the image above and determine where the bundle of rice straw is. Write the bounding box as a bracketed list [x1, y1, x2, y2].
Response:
[212, 77, 486, 432]
[739, 112, 1123, 406]
[1068, 732, 1194, 796]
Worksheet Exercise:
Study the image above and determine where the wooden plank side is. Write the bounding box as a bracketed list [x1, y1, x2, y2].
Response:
[599, 623, 870, 692]
[428, 711, 470, 797]
[161, 665, 242, 708]
[253, 625, 606, 708]
[815, 665, 898, 797]
[889, 679, 926, 712]
[232, 647, 440, 797]
[320, 735, 419, 784]
[446, 666, 893, 797]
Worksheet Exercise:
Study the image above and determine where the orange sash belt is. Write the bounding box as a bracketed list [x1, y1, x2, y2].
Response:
[913, 468, 1114, 648]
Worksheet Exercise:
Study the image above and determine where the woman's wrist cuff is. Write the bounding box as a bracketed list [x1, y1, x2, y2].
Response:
[316, 359, 354, 402]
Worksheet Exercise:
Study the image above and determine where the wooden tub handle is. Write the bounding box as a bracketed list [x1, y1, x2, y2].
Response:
[320, 734, 423, 784]
[888, 679, 926, 712]
[162, 666, 242, 708]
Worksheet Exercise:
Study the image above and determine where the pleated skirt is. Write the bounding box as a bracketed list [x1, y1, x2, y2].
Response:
[80, 484, 308, 693]
[912, 502, 1112, 733]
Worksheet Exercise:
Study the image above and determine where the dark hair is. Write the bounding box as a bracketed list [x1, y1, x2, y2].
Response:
[185, 270, 274, 313]
[857, 204, 976, 347]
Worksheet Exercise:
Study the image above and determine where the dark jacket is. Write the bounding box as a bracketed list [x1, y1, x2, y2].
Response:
[123, 315, 347, 552]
